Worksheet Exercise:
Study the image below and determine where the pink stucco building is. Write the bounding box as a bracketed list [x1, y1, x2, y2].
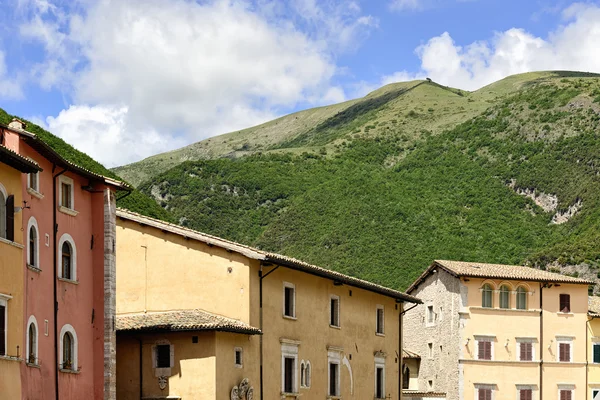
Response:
[1, 118, 128, 399]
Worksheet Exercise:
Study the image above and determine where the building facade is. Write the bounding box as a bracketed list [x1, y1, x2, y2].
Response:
[404, 260, 592, 400]
[115, 209, 421, 400]
[1, 119, 128, 400]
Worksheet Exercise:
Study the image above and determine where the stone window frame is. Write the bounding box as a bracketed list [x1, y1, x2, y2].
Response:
[327, 347, 342, 398]
[59, 324, 78, 371]
[234, 347, 243, 368]
[0, 293, 12, 356]
[558, 384, 575, 400]
[474, 383, 496, 400]
[152, 339, 174, 377]
[516, 384, 536, 400]
[58, 175, 77, 215]
[329, 294, 340, 328]
[374, 354, 385, 399]
[57, 233, 77, 282]
[474, 335, 495, 361]
[26, 162, 42, 199]
[26, 216, 40, 270]
[556, 336, 574, 363]
[26, 315, 39, 365]
[282, 281, 296, 319]
[281, 339, 299, 395]
[376, 304, 385, 335]
[516, 337, 536, 361]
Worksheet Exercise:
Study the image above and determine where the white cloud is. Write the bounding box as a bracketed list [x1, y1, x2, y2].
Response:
[389, 0, 422, 11]
[19, 0, 377, 166]
[383, 3, 600, 90]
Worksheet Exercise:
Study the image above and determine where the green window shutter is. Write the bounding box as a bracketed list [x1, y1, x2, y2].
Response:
[594, 344, 600, 363]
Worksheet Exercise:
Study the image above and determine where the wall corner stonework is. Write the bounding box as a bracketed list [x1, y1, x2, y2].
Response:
[103, 189, 117, 400]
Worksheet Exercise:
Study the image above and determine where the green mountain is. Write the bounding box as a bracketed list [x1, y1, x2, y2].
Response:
[122, 71, 600, 291]
[0, 108, 171, 221]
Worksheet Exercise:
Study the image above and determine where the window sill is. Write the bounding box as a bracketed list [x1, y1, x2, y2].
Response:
[0, 237, 24, 249]
[27, 264, 42, 273]
[557, 312, 574, 316]
[280, 392, 300, 399]
[469, 306, 540, 314]
[329, 324, 341, 330]
[27, 188, 44, 199]
[58, 206, 79, 217]
[283, 315, 297, 321]
[58, 277, 79, 285]
[59, 368, 80, 374]
[327, 396, 342, 400]
[26, 362, 40, 368]
[375, 332, 385, 337]
[0, 355, 22, 363]
[235, 364, 243, 369]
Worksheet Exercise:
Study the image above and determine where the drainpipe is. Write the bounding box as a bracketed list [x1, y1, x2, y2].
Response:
[52, 166, 67, 400]
[259, 262, 279, 400]
[539, 283, 544, 400]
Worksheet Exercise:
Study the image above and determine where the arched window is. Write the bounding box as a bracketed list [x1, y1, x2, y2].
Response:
[27, 316, 38, 364]
[63, 333, 73, 369]
[305, 361, 311, 388]
[58, 234, 76, 281]
[516, 287, 528, 310]
[402, 365, 410, 389]
[482, 284, 493, 308]
[59, 324, 78, 371]
[27, 217, 40, 268]
[300, 361, 306, 387]
[499, 285, 510, 309]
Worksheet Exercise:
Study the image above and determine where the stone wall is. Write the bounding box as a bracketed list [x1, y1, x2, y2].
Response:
[104, 189, 117, 400]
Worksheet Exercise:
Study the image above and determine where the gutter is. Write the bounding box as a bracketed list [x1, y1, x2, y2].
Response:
[53, 166, 67, 400]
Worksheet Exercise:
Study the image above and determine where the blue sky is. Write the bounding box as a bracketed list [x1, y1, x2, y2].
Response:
[2, 0, 600, 167]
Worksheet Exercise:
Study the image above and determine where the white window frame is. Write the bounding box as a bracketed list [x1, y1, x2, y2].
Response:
[305, 361, 311, 388]
[328, 348, 342, 397]
[281, 339, 299, 394]
[27, 168, 41, 197]
[593, 341, 600, 364]
[0, 293, 12, 356]
[474, 384, 495, 400]
[375, 355, 386, 399]
[516, 286, 528, 310]
[59, 324, 78, 371]
[283, 282, 296, 319]
[474, 335, 495, 361]
[57, 233, 77, 281]
[152, 339, 174, 377]
[558, 384, 575, 400]
[27, 217, 40, 269]
[234, 347, 243, 368]
[329, 295, 340, 328]
[516, 338, 536, 361]
[556, 336, 574, 363]
[300, 360, 306, 388]
[376, 305, 385, 335]
[58, 175, 75, 210]
[516, 385, 536, 400]
[426, 303, 435, 327]
[26, 315, 39, 365]
[592, 388, 600, 400]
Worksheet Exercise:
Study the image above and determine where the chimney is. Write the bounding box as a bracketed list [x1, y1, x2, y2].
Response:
[8, 118, 26, 131]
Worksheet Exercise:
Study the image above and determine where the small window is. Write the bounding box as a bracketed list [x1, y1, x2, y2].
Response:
[305, 361, 311, 388]
[0, 188, 6, 240]
[428, 342, 433, 358]
[428, 380, 433, 391]
[519, 388, 532, 400]
[478, 388, 492, 400]
[29, 226, 37, 266]
[328, 362, 340, 396]
[499, 285, 510, 309]
[560, 294, 571, 313]
[60, 178, 73, 209]
[0, 302, 6, 356]
[234, 347, 243, 368]
[300, 361, 306, 387]
[62, 332, 74, 370]
[283, 283, 295, 318]
[481, 284, 493, 308]
[375, 366, 385, 398]
[477, 340, 492, 360]
[426, 305, 435, 325]
[62, 242, 72, 280]
[402, 366, 410, 390]
[284, 357, 295, 393]
[519, 341, 533, 361]
[376, 306, 384, 334]
[593, 389, 600, 400]
[2, 194, 14, 241]
[559, 342, 571, 362]
[560, 389, 573, 400]
[517, 287, 528, 310]
[330, 296, 340, 327]
[27, 317, 38, 364]
[593, 343, 600, 364]
[59, 324, 78, 371]
[156, 344, 171, 368]
[28, 171, 39, 192]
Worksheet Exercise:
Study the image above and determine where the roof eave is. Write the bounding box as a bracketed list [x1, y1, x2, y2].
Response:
[0, 146, 42, 173]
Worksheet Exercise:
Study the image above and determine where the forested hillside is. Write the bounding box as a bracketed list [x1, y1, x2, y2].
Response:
[124, 71, 600, 290]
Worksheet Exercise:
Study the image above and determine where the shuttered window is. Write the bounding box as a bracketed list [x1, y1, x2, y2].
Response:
[478, 388, 492, 400]
[560, 390, 572, 400]
[560, 294, 571, 313]
[559, 343, 571, 362]
[0, 305, 5, 356]
[594, 343, 600, 363]
[5, 195, 14, 241]
[520, 389, 532, 400]
[478, 341, 492, 360]
[519, 342, 533, 361]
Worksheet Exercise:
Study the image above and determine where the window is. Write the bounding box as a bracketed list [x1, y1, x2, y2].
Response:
[0, 294, 9, 356]
[560, 294, 571, 313]
[152, 340, 174, 374]
[27, 217, 39, 268]
[0, 184, 6, 240]
[305, 362, 311, 388]
[517, 287, 528, 310]
[58, 234, 76, 281]
[402, 366, 410, 390]
[26, 316, 38, 364]
[59, 324, 78, 371]
[593, 389, 600, 400]
[28, 171, 39, 192]
[330, 295, 340, 327]
[428, 380, 434, 391]
[329, 362, 340, 396]
[300, 361, 306, 388]
[519, 388, 533, 400]
[481, 284, 493, 308]
[283, 282, 295, 318]
[428, 342, 433, 358]
[234, 347, 243, 368]
[559, 342, 572, 362]
[593, 343, 600, 364]
[376, 305, 384, 334]
[156, 344, 170, 367]
[478, 388, 492, 400]
[375, 356, 385, 399]
[281, 339, 299, 394]
[0, 190, 14, 241]
[476, 338, 493, 360]
[59, 176, 74, 210]
[518, 340, 533, 361]
[499, 285, 510, 309]
[426, 305, 435, 326]
[560, 389, 573, 400]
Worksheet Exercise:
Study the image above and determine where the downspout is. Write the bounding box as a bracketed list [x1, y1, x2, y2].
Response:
[259, 262, 279, 400]
[53, 166, 67, 400]
[539, 283, 544, 400]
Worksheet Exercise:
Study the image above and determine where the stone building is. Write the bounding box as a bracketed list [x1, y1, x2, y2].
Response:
[403, 260, 592, 400]
[114, 208, 421, 400]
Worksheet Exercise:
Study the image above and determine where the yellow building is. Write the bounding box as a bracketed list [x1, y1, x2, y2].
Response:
[404, 260, 593, 400]
[0, 144, 42, 399]
[115, 209, 421, 400]
[587, 297, 600, 400]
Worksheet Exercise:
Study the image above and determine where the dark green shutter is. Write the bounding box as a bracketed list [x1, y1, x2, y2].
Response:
[594, 344, 600, 363]
[6, 195, 14, 241]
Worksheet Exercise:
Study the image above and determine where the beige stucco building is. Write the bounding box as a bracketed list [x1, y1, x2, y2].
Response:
[114, 209, 420, 400]
[403, 260, 593, 400]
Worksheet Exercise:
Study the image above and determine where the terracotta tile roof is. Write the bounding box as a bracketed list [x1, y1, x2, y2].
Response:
[589, 296, 600, 316]
[116, 310, 261, 335]
[402, 349, 420, 359]
[0, 144, 41, 173]
[407, 260, 594, 293]
[116, 208, 421, 304]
